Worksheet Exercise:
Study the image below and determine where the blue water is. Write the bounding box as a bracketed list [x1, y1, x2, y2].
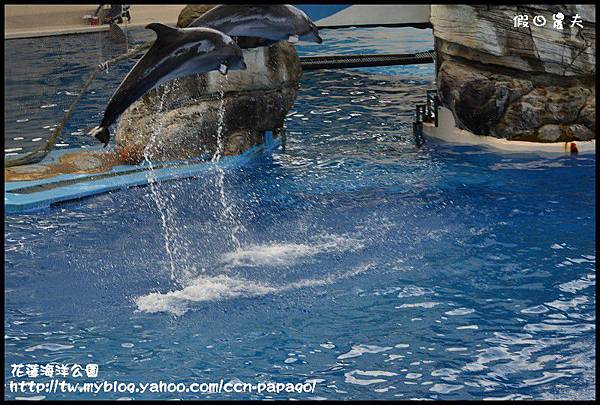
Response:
[4, 27, 596, 400]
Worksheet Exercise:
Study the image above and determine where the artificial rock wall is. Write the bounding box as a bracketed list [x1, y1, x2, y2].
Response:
[431, 5, 595, 142]
[115, 42, 301, 164]
[115, 5, 302, 163]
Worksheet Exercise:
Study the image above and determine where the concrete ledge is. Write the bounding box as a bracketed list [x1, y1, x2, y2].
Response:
[7, 24, 112, 39]
[424, 107, 595, 154]
[5, 5, 185, 39]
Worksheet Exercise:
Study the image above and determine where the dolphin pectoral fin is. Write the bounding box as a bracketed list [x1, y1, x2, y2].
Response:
[88, 126, 110, 147]
[288, 34, 299, 43]
[219, 63, 229, 75]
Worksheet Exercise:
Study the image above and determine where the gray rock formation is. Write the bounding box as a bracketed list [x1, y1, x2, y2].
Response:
[176, 4, 215, 28]
[431, 5, 595, 142]
[115, 41, 301, 164]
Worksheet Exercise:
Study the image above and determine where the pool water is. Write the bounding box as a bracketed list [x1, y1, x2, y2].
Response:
[4, 27, 596, 400]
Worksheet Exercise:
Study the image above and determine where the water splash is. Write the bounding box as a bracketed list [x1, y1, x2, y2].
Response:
[211, 82, 226, 163]
[211, 76, 246, 251]
[135, 261, 375, 315]
[141, 76, 246, 285]
[142, 84, 180, 282]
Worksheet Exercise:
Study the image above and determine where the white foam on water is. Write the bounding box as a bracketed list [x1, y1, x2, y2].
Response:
[522, 371, 570, 386]
[24, 343, 74, 352]
[546, 296, 588, 310]
[558, 273, 595, 294]
[446, 347, 468, 352]
[397, 285, 434, 298]
[135, 262, 374, 316]
[520, 304, 549, 314]
[445, 307, 475, 316]
[222, 243, 319, 268]
[136, 275, 277, 315]
[396, 301, 441, 309]
[221, 235, 364, 269]
[566, 256, 595, 264]
[429, 383, 464, 394]
[338, 344, 393, 360]
[431, 368, 460, 380]
[344, 370, 398, 386]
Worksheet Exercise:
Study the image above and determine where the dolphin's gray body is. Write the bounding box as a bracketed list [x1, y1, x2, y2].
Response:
[89, 23, 246, 146]
[188, 5, 322, 48]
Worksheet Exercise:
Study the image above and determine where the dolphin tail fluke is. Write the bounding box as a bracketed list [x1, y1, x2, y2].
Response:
[88, 126, 110, 147]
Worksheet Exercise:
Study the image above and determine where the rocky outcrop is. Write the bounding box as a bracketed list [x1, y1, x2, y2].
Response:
[437, 59, 595, 141]
[176, 4, 215, 28]
[431, 5, 595, 142]
[115, 42, 302, 163]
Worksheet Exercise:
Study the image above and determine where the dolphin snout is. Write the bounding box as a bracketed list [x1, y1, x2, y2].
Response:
[299, 28, 323, 44]
[312, 25, 323, 44]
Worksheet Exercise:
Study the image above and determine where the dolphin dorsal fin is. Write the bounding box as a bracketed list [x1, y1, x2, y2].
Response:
[145, 23, 179, 42]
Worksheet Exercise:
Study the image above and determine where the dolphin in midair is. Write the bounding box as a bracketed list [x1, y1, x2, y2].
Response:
[187, 5, 323, 48]
[89, 23, 246, 146]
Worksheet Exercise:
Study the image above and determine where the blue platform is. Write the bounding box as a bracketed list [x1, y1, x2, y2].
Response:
[5, 132, 279, 214]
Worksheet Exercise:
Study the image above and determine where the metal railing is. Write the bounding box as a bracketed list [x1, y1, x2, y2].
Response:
[413, 89, 439, 147]
[300, 50, 434, 70]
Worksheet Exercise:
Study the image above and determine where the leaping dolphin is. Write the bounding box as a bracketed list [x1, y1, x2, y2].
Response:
[89, 23, 246, 146]
[188, 5, 323, 47]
